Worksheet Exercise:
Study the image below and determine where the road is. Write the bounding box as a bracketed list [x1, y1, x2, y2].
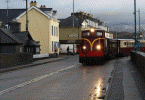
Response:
[0, 54, 116, 100]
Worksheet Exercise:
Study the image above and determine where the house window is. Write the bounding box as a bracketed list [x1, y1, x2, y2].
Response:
[54, 26, 55, 36]
[52, 26, 53, 36]
[29, 48, 31, 52]
[55, 27, 57, 36]
[56, 27, 58, 36]
[27, 47, 31, 52]
[36, 47, 40, 53]
[20, 47, 23, 52]
[52, 41, 53, 52]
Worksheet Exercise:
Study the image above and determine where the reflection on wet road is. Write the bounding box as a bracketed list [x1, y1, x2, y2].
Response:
[0, 55, 116, 100]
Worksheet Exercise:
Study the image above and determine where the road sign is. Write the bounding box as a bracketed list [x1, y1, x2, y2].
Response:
[68, 34, 78, 37]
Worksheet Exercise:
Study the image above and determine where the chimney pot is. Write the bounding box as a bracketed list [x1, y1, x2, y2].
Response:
[0, 21, 2, 27]
[30, 0, 37, 7]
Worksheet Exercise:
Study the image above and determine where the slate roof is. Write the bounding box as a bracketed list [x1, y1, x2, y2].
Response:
[0, 9, 26, 28]
[91, 18, 99, 22]
[0, 7, 57, 28]
[0, 28, 23, 44]
[59, 15, 82, 27]
[13, 31, 40, 46]
[25, 40, 40, 46]
[40, 8, 52, 12]
[13, 31, 33, 43]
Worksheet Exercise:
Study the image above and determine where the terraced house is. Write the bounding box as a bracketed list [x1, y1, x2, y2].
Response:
[0, 0, 59, 55]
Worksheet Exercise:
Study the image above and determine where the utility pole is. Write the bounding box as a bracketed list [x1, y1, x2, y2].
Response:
[26, 0, 28, 31]
[24, 0, 28, 31]
[73, 0, 75, 56]
[5, 0, 10, 28]
[134, 0, 137, 51]
[138, 9, 140, 39]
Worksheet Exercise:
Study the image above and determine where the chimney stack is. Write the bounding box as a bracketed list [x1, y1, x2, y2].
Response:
[30, 0, 38, 7]
[40, 5, 46, 8]
[8, 21, 21, 33]
[0, 21, 2, 27]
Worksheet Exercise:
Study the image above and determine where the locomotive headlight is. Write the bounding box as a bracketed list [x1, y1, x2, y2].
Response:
[83, 46, 86, 50]
[91, 28, 94, 32]
[96, 45, 101, 50]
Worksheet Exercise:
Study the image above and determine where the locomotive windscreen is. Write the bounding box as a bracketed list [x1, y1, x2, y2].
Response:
[95, 32, 102, 36]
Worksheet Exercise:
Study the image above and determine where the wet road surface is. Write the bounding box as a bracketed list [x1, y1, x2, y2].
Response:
[0, 54, 116, 100]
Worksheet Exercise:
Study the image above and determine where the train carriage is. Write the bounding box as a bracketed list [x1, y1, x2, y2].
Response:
[118, 39, 145, 56]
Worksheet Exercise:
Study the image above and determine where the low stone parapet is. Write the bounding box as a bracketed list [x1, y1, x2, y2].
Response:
[131, 51, 145, 77]
[0, 52, 33, 69]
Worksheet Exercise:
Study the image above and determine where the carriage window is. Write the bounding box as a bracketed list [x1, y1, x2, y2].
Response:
[95, 32, 102, 36]
[124, 42, 126, 45]
[83, 33, 86, 36]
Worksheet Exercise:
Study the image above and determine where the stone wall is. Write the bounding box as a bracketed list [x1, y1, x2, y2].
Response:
[131, 51, 145, 77]
[0, 52, 33, 69]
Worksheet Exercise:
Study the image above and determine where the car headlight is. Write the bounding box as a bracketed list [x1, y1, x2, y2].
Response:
[83, 46, 86, 50]
[96, 45, 101, 50]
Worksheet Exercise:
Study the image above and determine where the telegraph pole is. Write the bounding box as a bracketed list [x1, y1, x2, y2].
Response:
[138, 9, 140, 39]
[73, 0, 75, 56]
[23, 0, 28, 31]
[134, 0, 137, 51]
[5, 0, 10, 28]
[26, 0, 28, 31]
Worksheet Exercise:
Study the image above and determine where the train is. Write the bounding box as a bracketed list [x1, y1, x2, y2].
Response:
[79, 29, 145, 64]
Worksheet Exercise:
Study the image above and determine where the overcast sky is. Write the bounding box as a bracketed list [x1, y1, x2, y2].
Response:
[1, 0, 145, 25]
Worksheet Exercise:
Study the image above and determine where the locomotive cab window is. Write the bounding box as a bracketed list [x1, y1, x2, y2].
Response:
[83, 32, 90, 36]
[95, 32, 102, 36]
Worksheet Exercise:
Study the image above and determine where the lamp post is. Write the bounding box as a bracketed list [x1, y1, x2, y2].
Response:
[136, 9, 141, 50]
[73, 0, 75, 56]
[134, 0, 137, 51]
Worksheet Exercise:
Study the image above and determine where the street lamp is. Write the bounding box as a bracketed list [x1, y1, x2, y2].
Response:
[136, 9, 140, 40]
[136, 9, 141, 51]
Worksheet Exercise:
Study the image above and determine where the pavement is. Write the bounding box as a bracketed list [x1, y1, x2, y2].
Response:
[0, 55, 145, 100]
[105, 57, 145, 100]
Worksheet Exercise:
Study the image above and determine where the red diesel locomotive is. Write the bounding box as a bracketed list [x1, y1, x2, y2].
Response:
[79, 29, 145, 65]
[79, 29, 118, 64]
